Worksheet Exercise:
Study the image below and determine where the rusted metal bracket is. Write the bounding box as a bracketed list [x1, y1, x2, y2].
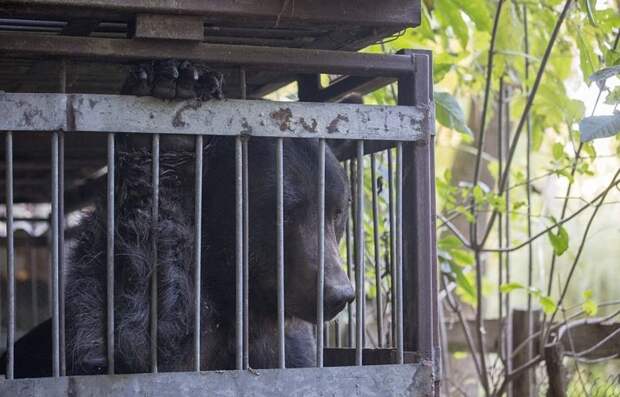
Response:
[134, 14, 204, 41]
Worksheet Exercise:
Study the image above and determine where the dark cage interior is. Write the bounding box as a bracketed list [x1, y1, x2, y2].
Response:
[0, 1, 438, 396]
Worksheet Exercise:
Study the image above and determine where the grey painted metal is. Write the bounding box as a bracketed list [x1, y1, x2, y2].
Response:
[240, 68, 250, 370]
[0, 0, 421, 27]
[106, 132, 115, 374]
[345, 160, 354, 347]
[234, 137, 243, 370]
[58, 59, 67, 376]
[5, 131, 14, 379]
[275, 138, 285, 369]
[395, 143, 404, 364]
[134, 14, 204, 41]
[399, 52, 436, 367]
[370, 153, 383, 348]
[242, 137, 249, 370]
[354, 141, 364, 366]
[316, 138, 326, 367]
[0, 94, 428, 142]
[58, 131, 66, 376]
[150, 134, 159, 373]
[387, 148, 396, 348]
[0, 364, 432, 397]
[51, 131, 60, 376]
[0, 34, 419, 77]
[193, 134, 203, 371]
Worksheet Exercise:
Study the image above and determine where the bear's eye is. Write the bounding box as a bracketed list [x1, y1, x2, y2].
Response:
[334, 207, 344, 221]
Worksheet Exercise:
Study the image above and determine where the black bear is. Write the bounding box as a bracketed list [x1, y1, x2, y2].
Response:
[2, 61, 354, 377]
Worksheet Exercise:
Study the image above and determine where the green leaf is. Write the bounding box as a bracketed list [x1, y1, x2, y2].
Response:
[450, 264, 476, 302]
[451, 0, 492, 31]
[435, 0, 469, 48]
[472, 185, 485, 204]
[451, 249, 475, 267]
[580, 0, 597, 26]
[547, 224, 569, 256]
[582, 142, 596, 159]
[552, 142, 565, 161]
[576, 30, 598, 84]
[438, 235, 464, 250]
[579, 113, 620, 142]
[605, 86, 620, 105]
[500, 282, 525, 293]
[589, 65, 620, 83]
[582, 299, 598, 316]
[435, 91, 473, 136]
[582, 289, 593, 300]
[539, 295, 557, 315]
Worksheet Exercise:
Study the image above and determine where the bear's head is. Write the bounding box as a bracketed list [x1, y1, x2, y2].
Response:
[204, 137, 355, 323]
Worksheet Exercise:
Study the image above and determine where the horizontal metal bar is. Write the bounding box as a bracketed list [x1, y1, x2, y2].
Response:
[0, 93, 428, 141]
[0, 365, 431, 396]
[0, 0, 420, 28]
[0, 33, 416, 77]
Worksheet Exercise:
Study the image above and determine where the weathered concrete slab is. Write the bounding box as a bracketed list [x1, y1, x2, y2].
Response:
[0, 93, 430, 141]
[0, 364, 433, 396]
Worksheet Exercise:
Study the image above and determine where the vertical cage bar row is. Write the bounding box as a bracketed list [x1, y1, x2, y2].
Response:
[355, 141, 364, 366]
[316, 138, 326, 367]
[370, 153, 383, 348]
[150, 134, 160, 373]
[106, 132, 115, 374]
[242, 137, 250, 370]
[395, 142, 404, 364]
[51, 131, 60, 376]
[58, 59, 67, 376]
[240, 68, 250, 370]
[194, 135, 203, 371]
[387, 149, 396, 348]
[5, 131, 14, 379]
[276, 138, 285, 369]
[235, 136, 243, 370]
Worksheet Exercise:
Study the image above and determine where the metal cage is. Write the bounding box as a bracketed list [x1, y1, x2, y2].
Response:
[0, 2, 438, 395]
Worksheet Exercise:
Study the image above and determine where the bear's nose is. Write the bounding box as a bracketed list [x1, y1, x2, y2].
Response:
[324, 282, 355, 320]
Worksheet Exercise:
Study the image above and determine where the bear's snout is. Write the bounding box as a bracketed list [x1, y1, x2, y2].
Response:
[324, 274, 355, 320]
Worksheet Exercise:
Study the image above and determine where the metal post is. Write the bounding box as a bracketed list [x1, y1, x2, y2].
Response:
[240, 68, 250, 370]
[355, 141, 364, 366]
[51, 131, 60, 377]
[5, 131, 14, 379]
[395, 143, 404, 364]
[317, 138, 326, 367]
[399, 51, 436, 363]
[387, 148, 396, 348]
[106, 132, 115, 374]
[235, 136, 243, 370]
[370, 153, 383, 347]
[276, 137, 285, 368]
[150, 133, 159, 373]
[58, 59, 67, 376]
[194, 135, 203, 371]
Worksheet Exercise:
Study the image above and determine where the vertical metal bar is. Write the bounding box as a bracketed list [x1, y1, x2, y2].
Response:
[5, 131, 15, 379]
[370, 153, 383, 348]
[106, 132, 115, 375]
[194, 135, 203, 371]
[51, 131, 60, 377]
[316, 138, 326, 367]
[387, 149, 396, 348]
[235, 136, 243, 370]
[334, 320, 341, 348]
[150, 134, 159, 373]
[58, 59, 67, 376]
[400, 51, 436, 364]
[355, 141, 364, 366]
[242, 137, 249, 370]
[276, 138, 285, 369]
[240, 68, 250, 370]
[395, 142, 404, 364]
[346, 160, 355, 347]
